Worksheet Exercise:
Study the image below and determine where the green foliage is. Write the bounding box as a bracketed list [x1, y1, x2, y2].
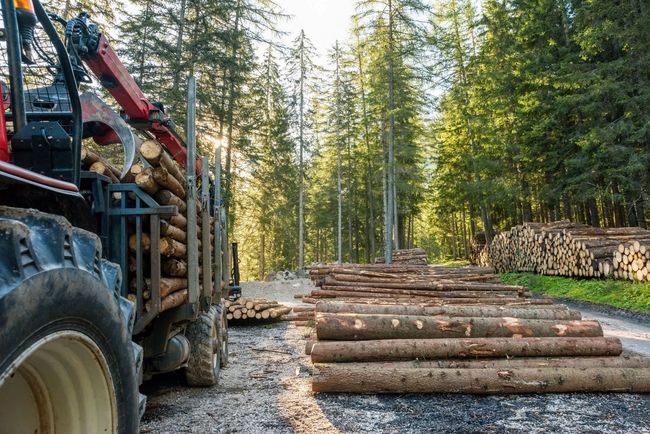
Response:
[426, 0, 650, 262]
[500, 273, 650, 314]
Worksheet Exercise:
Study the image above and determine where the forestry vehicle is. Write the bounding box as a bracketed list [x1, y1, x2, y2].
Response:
[0, 1, 236, 432]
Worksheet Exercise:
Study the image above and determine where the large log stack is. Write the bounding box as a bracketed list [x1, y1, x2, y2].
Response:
[82, 141, 215, 313]
[306, 262, 650, 394]
[485, 221, 650, 281]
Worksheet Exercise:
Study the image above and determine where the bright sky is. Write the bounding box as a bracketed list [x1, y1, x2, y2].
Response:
[278, 0, 357, 59]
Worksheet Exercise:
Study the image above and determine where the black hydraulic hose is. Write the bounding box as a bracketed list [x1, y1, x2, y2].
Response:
[32, 0, 82, 186]
[1, 0, 27, 132]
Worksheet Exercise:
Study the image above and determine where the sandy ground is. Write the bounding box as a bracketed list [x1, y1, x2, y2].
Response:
[563, 302, 650, 357]
[140, 279, 650, 434]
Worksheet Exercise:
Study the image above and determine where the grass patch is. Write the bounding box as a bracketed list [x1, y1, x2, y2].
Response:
[500, 272, 650, 314]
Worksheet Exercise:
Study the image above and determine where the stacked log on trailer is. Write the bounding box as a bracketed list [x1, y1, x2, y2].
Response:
[82, 141, 214, 312]
[306, 263, 650, 394]
[375, 248, 428, 265]
[487, 221, 650, 281]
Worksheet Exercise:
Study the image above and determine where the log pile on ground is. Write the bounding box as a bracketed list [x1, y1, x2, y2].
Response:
[375, 248, 428, 265]
[225, 298, 314, 322]
[305, 264, 514, 305]
[487, 221, 650, 281]
[306, 262, 650, 394]
[82, 141, 214, 313]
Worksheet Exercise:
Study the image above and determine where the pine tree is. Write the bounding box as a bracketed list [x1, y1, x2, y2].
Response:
[287, 30, 319, 270]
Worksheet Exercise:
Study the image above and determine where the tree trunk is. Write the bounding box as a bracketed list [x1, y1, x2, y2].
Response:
[315, 313, 602, 341]
[312, 365, 650, 394]
[355, 27, 376, 260]
[161, 289, 188, 312]
[315, 302, 581, 320]
[309, 336, 622, 363]
[335, 42, 343, 264]
[298, 30, 305, 270]
[224, 0, 242, 236]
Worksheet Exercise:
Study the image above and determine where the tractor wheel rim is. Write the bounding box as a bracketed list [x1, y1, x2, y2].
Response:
[0, 331, 118, 434]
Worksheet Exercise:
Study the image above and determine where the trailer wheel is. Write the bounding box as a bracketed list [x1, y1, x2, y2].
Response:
[215, 303, 229, 367]
[0, 208, 143, 434]
[185, 306, 221, 386]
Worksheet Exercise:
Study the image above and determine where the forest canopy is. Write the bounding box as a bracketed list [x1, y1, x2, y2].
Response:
[49, 0, 650, 279]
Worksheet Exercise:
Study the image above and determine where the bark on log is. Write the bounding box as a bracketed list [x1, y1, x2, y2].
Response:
[311, 292, 536, 305]
[160, 219, 187, 242]
[161, 289, 188, 312]
[81, 147, 121, 179]
[162, 258, 188, 277]
[312, 365, 650, 393]
[152, 167, 186, 199]
[135, 168, 159, 195]
[160, 237, 187, 258]
[140, 140, 186, 185]
[324, 276, 523, 292]
[315, 313, 603, 341]
[315, 288, 526, 299]
[269, 307, 292, 319]
[160, 277, 188, 298]
[341, 357, 650, 369]
[155, 190, 187, 213]
[170, 213, 187, 229]
[89, 161, 119, 183]
[307, 296, 553, 306]
[254, 302, 279, 311]
[309, 336, 622, 363]
[128, 233, 151, 253]
[315, 302, 580, 320]
[123, 163, 144, 183]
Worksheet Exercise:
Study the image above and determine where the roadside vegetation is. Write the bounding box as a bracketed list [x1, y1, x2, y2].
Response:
[500, 273, 650, 314]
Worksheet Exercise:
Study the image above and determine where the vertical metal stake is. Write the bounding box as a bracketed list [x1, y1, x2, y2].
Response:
[201, 155, 212, 308]
[186, 76, 199, 305]
[214, 144, 222, 299]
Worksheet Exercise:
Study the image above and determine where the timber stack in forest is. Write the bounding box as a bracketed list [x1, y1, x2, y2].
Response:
[484, 221, 650, 282]
[305, 261, 650, 394]
[82, 141, 215, 312]
[469, 233, 490, 267]
[375, 248, 428, 265]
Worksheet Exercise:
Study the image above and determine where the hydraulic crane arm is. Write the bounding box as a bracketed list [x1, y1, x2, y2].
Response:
[67, 13, 200, 171]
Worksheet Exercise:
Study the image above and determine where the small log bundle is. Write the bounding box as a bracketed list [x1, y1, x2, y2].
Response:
[225, 298, 288, 321]
[485, 221, 650, 281]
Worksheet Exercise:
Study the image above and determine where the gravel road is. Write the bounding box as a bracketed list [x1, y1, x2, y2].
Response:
[140, 279, 650, 434]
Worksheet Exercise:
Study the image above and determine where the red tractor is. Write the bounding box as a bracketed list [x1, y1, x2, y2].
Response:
[0, 1, 235, 432]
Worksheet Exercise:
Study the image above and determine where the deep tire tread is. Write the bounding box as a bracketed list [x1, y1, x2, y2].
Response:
[185, 306, 220, 386]
[0, 206, 145, 425]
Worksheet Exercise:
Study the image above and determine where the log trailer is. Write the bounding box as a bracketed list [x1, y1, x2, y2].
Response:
[0, 1, 236, 432]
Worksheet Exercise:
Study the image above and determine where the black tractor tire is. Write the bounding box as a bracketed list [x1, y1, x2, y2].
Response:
[185, 305, 221, 386]
[0, 207, 144, 434]
[215, 302, 229, 367]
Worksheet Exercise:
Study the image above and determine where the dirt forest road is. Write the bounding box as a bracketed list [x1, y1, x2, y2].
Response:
[141, 279, 650, 434]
